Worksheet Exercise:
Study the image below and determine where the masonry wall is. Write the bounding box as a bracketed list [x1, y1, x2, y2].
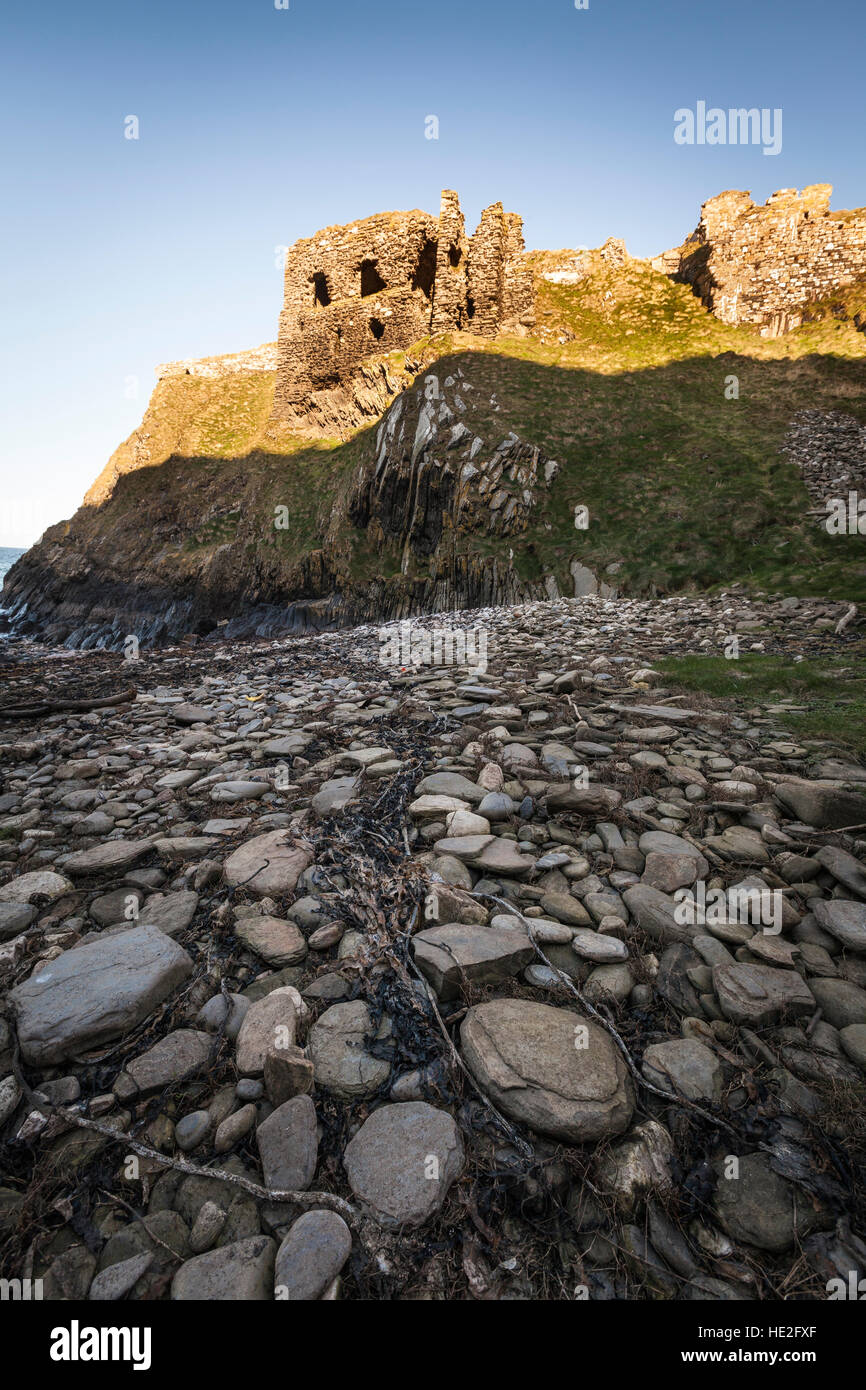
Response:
[678, 184, 866, 334]
[274, 189, 535, 415]
[466, 202, 507, 335]
[502, 213, 535, 327]
[430, 188, 469, 334]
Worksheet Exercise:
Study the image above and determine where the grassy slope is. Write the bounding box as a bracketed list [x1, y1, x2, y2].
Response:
[460, 254, 866, 599]
[70, 259, 866, 604]
[654, 652, 866, 757]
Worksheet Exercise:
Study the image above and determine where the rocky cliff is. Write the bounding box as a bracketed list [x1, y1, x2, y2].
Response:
[0, 358, 577, 650]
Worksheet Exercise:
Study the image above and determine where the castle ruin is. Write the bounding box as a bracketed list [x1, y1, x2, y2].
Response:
[673, 184, 866, 335]
[273, 189, 535, 415]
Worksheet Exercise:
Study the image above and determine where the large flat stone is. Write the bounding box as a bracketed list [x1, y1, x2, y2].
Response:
[114, 1029, 213, 1099]
[256, 1095, 317, 1192]
[702, 826, 770, 863]
[470, 838, 535, 876]
[460, 998, 634, 1142]
[812, 899, 866, 953]
[412, 922, 534, 1000]
[0, 871, 72, 904]
[343, 1101, 464, 1228]
[234, 913, 307, 966]
[642, 852, 705, 893]
[414, 772, 485, 806]
[262, 733, 311, 757]
[774, 780, 866, 831]
[223, 831, 311, 899]
[9, 925, 193, 1065]
[171, 1237, 275, 1300]
[138, 890, 199, 937]
[431, 834, 493, 861]
[639, 831, 709, 891]
[0, 902, 36, 939]
[171, 703, 217, 725]
[713, 1153, 821, 1253]
[211, 780, 269, 803]
[155, 770, 200, 790]
[808, 978, 866, 1029]
[623, 884, 696, 945]
[608, 703, 698, 723]
[409, 794, 471, 821]
[64, 840, 154, 877]
[712, 962, 815, 1027]
[153, 837, 215, 861]
[274, 1210, 351, 1300]
[308, 1000, 391, 1099]
[546, 785, 623, 816]
[815, 846, 866, 899]
[235, 988, 298, 1075]
[642, 1038, 723, 1103]
[311, 777, 359, 817]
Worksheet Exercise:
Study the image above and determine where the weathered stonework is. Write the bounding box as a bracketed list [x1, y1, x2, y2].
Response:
[430, 188, 469, 336]
[673, 185, 866, 335]
[274, 190, 535, 414]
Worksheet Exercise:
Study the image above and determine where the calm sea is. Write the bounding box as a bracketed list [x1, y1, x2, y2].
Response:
[0, 546, 25, 597]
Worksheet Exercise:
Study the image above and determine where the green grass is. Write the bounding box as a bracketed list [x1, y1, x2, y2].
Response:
[654, 652, 866, 757]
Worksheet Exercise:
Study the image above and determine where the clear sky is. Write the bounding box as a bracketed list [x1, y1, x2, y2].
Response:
[2, 0, 864, 546]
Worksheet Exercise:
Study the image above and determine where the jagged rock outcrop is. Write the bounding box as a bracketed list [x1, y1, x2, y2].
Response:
[3, 334, 600, 649]
[351, 367, 559, 559]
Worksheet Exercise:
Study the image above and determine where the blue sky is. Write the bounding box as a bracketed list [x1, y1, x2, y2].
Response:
[2, 0, 864, 545]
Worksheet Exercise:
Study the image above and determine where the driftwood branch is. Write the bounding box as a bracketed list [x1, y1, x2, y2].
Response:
[11, 1039, 358, 1224]
[0, 686, 137, 720]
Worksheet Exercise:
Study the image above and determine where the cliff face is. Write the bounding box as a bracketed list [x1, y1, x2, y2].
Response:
[0, 354, 566, 650]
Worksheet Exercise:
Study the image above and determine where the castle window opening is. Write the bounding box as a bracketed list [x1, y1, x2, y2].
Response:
[312, 272, 331, 308]
[369, 317, 385, 340]
[360, 260, 387, 297]
[412, 238, 438, 298]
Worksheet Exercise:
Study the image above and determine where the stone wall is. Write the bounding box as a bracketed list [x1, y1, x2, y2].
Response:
[274, 190, 535, 414]
[430, 189, 469, 335]
[502, 212, 535, 325]
[674, 185, 866, 335]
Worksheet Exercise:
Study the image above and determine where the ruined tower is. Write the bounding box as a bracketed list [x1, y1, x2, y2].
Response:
[674, 185, 866, 335]
[273, 190, 535, 416]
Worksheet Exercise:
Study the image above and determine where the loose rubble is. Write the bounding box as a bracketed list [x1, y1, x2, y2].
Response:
[0, 590, 865, 1301]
